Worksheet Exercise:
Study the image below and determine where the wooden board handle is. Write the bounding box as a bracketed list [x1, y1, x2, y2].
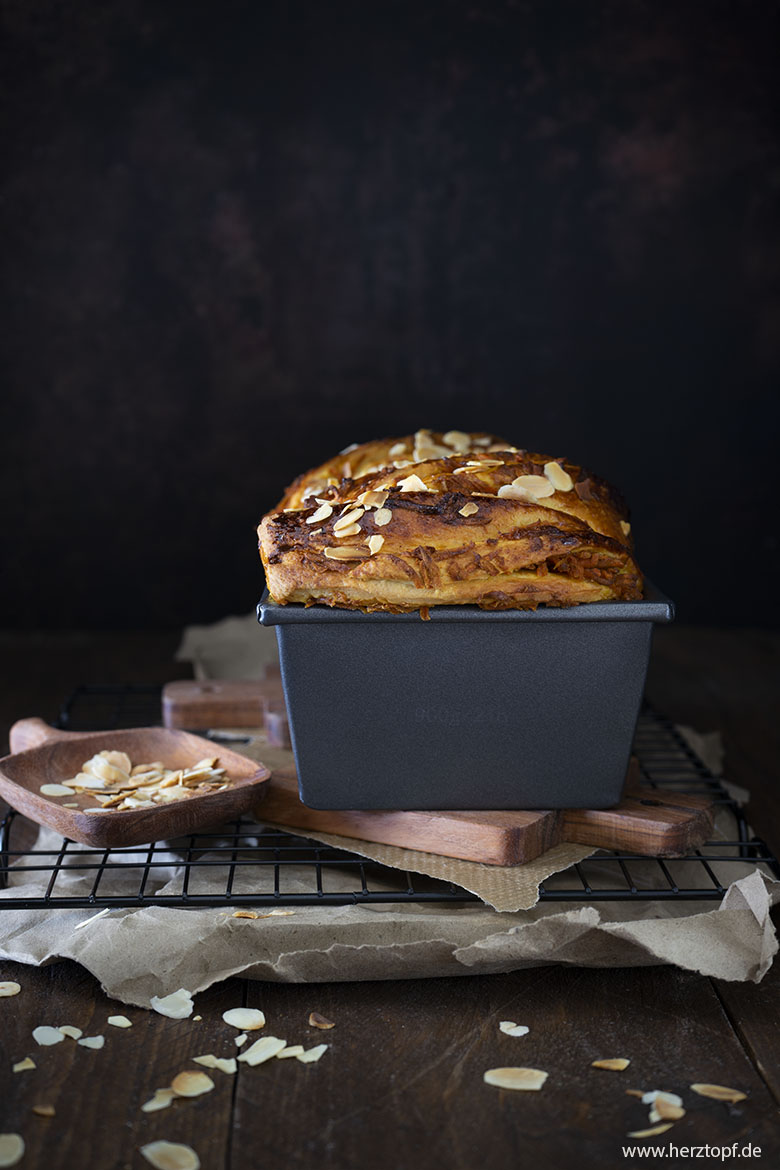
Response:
[9, 718, 81, 754]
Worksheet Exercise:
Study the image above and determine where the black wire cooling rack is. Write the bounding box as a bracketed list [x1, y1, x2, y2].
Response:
[1, 685, 777, 911]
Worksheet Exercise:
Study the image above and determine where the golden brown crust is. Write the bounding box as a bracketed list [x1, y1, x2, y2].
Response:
[258, 430, 643, 613]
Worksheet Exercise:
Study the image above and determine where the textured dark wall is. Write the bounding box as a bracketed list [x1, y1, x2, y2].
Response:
[1, 0, 778, 628]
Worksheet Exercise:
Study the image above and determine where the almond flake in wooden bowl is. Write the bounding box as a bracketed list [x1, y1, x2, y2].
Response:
[1, 719, 270, 848]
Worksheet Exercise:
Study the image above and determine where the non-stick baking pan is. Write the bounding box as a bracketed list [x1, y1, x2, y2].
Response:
[257, 584, 674, 811]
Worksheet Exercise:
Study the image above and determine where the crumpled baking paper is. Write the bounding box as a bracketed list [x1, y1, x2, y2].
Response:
[0, 726, 776, 1002]
[0, 617, 776, 1003]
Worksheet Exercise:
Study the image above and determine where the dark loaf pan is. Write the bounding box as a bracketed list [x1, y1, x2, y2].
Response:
[257, 584, 674, 811]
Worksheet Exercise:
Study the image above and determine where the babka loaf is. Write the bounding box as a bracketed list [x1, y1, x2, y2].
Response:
[258, 429, 642, 613]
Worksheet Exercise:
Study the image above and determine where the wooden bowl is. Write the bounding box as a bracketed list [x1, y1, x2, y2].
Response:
[0, 718, 270, 847]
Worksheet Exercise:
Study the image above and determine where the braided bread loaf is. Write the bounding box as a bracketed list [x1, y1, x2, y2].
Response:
[258, 429, 642, 613]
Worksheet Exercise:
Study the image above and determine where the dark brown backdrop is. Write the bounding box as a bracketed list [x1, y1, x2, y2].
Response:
[1, 0, 777, 628]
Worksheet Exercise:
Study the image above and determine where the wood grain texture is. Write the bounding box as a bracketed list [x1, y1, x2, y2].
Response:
[259, 768, 714, 865]
[0, 719, 270, 847]
[162, 677, 284, 729]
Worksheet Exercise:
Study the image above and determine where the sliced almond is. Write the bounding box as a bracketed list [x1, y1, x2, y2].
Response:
[171, 1069, 215, 1098]
[306, 503, 333, 524]
[73, 908, 111, 931]
[333, 507, 365, 532]
[140, 1140, 200, 1170]
[99, 750, 132, 772]
[276, 1045, 305, 1059]
[388, 442, 407, 457]
[237, 1035, 287, 1066]
[40, 783, 77, 797]
[63, 772, 107, 790]
[32, 1104, 55, 1118]
[373, 508, 393, 527]
[12, 1058, 35, 1073]
[234, 1034, 248, 1047]
[458, 502, 479, 517]
[83, 755, 130, 784]
[149, 988, 194, 1019]
[620, 520, 631, 536]
[296, 1044, 328, 1063]
[690, 1083, 747, 1104]
[32, 1026, 65, 1047]
[367, 534, 384, 555]
[333, 523, 362, 539]
[442, 430, 471, 453]
[498, 1022, 529, 1037]
[140, 1088, 175, 1113]
[592, 1058, 630, 1071]
[543, 461, 573, 491]
[57, 1025, 83, 1040]
[308, 1012, 335, 1030]
[651, 1101, 686, 1121]
[641, 1090, 683, 1107]
[192, 1054, 237, 1075]
[222, 1008, 266, 1031]
[323, 547, 365, 560]
[625, 1089, 644, 1098]
[232, 911, 259, 919]
[627, 1124, 673, 1139]
[107, 1015, 132, 1028]
[497, 483, 537, 502]
[0, 982, 21, 997]
[77, 1035, 105, 1050]
[358, 489, 389, 509]
[510, 474, 554, 499]
[484, 1067, 548, 1091]
[0, 1134, 24, 1168]
[397, 474, 430, 493]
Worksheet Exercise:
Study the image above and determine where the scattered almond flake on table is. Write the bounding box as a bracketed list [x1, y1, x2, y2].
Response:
[308, 1012, 335, 1030]
[140, 1140, 200, 1170]
[296, 1044, 328, 1064]
[39, 783, 76, 797]
[625, 1090, 644, 1099]
[483, 1067, 548, 1091]
[498, 1021, 529, 1037]
[236, 1036, 287, 1066]
[12, 1058, 35, 1073]
[690, 1083, 747, 1104]
[78, 1035, 105, 1050]
[150, 988, 194, 1019]
[592, 1058, 630, 1071]
[107, 1015, 132, 1028]
[73, 908, 110, 931]
[170, 1070, 215, 1098]
[650, 1100, 686, 1122]
[0, 1134, 25, 1169]
[140, 1089, 175, 1114]
[234, 1033, 248, 1047]
[31, 1105, 55, 1118]
[641, 1090, 683, 1107]
[222, 1008, 265, 1031]
[32, 1026, 65, 1047]
[627, 1124, 674, 1139]
[276, 1046, 305, 1059]
[0, 982, 21, 997]
[57, 1025, 83, 1040]
[192, 1055, 237, 1075]
[193, 1015, 202, 1022]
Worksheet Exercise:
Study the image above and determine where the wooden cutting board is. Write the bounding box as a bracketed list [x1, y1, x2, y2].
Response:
[161, 679, 716, 866]
[257, 765, 715, 865]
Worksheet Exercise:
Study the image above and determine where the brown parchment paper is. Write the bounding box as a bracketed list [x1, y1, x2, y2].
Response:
[0, 724, 777, 1004]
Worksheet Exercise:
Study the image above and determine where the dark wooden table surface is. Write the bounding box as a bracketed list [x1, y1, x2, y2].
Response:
[1, 626, 778, 1170]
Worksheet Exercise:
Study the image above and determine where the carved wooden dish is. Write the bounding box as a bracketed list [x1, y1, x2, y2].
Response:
[0, 718, 270, 847]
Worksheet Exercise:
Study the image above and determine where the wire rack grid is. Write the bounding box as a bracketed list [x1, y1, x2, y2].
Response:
[0, 685, 777, 911]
